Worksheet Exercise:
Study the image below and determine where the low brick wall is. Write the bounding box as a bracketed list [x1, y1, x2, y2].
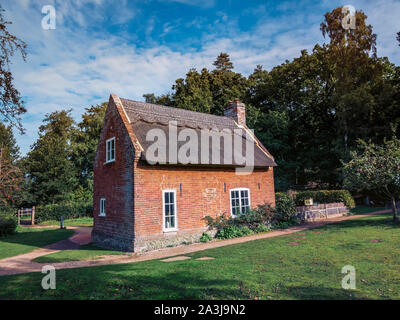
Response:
[295, 202, 348, 222]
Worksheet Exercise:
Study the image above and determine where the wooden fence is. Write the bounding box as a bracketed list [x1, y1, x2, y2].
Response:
[17, 206, 36, 225]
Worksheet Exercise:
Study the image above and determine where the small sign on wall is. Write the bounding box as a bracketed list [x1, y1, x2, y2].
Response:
[305, 198, 313, 206]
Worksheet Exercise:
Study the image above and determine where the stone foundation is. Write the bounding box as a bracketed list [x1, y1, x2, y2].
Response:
[91, 229, 135, 252]
[92, 228, 217, 253]
[134, 230, 217, 252]
[295, 202, 348, 222]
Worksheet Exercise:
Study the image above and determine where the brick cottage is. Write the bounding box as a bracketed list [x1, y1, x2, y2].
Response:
[92, 94, 277, 252]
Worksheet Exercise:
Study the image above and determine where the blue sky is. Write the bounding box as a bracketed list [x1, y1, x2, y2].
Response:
[3, 0, 400, 155]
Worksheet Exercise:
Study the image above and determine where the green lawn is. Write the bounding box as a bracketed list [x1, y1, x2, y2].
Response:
[0, 227, 74, 260]
[33, 243, 125, 263]
[38, 217, 93, 227]
[0, 212, 399, 300]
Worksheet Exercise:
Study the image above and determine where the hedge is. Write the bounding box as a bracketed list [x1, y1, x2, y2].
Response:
[275, 192, 297, 222]
[35, 201, 93, 223]
[294, 190, 355, 209]
[0, 212, 17, 237]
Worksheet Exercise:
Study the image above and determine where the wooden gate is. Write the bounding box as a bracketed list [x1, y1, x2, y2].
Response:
[17, 207, 36, 225]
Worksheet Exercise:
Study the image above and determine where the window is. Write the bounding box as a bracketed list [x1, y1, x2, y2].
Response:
[163, 190, 177, 231]
[99, 198, 106, 216]
[230, 188, 250, 216]
[106, 137, 115, 163]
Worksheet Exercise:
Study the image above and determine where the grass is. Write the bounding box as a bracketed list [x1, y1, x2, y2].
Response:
[0, 212, 399, 300]
[349, 206, 386, 215]
[0, 227, 74, 260]
[38, 217, 93, 227]
[33, 243, 125, 263]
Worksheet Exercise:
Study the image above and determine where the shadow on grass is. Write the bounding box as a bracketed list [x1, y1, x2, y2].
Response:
[284, 285, 363, 300]
[0, 229, 74, 248]
[0, 267, 243, 300]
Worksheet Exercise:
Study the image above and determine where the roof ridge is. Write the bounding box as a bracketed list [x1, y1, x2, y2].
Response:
[120, 97, 233, 122]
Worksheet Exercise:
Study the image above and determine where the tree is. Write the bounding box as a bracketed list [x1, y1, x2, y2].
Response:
[213, 52, 234, 71]
[0, 121, 20, 161]
[0, 5, 27, 132]
[0, 147, 22, 208]
[71, 103, 107, 200]
[344, 137, 400, 222]
[172, 68, 213, 113]
[397, 31, 400, 46]
[321, 7, 381, 158]
[23, 110, 77, 205]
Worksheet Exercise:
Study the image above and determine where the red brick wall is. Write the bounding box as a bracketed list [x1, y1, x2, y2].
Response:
[133, 163, 275, 241]
[92, 98, 136, 251]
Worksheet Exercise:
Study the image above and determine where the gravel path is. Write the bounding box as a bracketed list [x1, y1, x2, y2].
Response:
[0, 210, 391, 276]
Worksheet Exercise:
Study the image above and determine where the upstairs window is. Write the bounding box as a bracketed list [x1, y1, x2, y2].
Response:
[99, 198, 106, 216]
[106, 137, 115, 163]
[163, 190, 177, 231]
[230, 188, 250, 216]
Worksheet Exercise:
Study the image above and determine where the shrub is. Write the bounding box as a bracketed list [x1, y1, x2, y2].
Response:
[216, 226, 245, 239]
[294, 190, 355, 209]
[240, 226, 254, 236]
[254, 224, 270, 233]
[35, 201, 93, 223]
[199, 232, 213, 243]
[272, 218, 298, 230]
[204, 203, 276, 235]
[275, 192, 297, 222]
[0, 213, 17, 237]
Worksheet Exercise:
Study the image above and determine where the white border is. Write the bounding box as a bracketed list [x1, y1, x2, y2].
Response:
[105, 137, 116, 163]
[229, 187, 251, 217]
[99, 197, 106, 217]
[162, 189, 178, 232]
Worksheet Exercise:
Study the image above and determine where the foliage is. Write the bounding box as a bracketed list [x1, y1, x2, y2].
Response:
[275, 192, 297, 222]
[199, 232, 213, 243]
[0, 147, 23, 207]
[35, 201, 93, 224]
[216, 225, 246, 240]
[344, 137, 400, 222]
[22, 110, 78, 205]
[0, 212, 17, 236]
[294, 190, 355, 209]
[0, 5, 27, 132]
[0, 122, 20, 161]
[71, 103, 107, 192]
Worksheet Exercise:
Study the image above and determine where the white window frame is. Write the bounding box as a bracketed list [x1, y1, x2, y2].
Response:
[106, 137, 116, 163]
[162, 189, 178, 232]
[99, 198, 106, 217]
[230, 188, 251, 217]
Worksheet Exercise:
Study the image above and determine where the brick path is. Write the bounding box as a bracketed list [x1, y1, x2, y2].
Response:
[0, 209, 391, 276]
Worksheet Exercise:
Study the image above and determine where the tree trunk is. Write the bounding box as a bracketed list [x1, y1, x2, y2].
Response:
[391, 197, 399, 223]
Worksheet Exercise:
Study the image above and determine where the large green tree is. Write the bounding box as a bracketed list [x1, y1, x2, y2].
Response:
[0, 121, 20, 162]
[23, 110, 77, 205]
[71, 103, 107, 201]
[344, 137, 400, 222]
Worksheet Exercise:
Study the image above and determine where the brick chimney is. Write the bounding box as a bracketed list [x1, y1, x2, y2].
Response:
[224, 98, 246, 126]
